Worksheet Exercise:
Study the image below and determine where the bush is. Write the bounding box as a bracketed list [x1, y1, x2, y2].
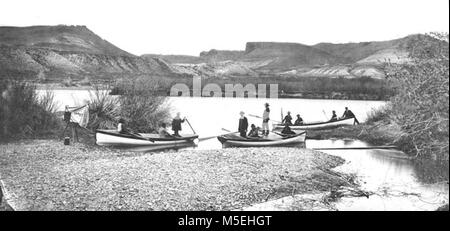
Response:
[87, 78, 171, 133]
[117, 77, 171, 133]
[385, 33, 449, 161]
[87, 86, 120, 130]
[0, 80, 60, 140]
[365, 105, 392, 125]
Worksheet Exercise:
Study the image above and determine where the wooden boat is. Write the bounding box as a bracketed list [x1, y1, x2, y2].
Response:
[272, 117, 355, 131]
[95, 129, 198, 148]
[217, 131, 306, 148]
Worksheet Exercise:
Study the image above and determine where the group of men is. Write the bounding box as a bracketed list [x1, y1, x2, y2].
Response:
[117, 104, 359, 139]
[281, 111, 304, 126]
[329, 107, 360, 124]
[237, 104, 359, 138]
[238, 102, 271, 138]
[117, 112, 187, 138]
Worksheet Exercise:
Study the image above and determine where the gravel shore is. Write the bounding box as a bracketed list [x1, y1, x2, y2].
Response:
[0, 139, 346, 211]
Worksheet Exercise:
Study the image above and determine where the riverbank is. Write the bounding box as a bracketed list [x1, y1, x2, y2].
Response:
[0, 139, 351, 211]
[307, 121, 403, 146]
[34, 83, 389, 100]
[308, 122, 449, 194]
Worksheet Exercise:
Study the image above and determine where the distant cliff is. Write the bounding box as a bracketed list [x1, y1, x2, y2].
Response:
[145, 36, 416, 79]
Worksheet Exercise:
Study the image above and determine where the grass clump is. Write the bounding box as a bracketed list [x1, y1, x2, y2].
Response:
[0, 80, 61, 140]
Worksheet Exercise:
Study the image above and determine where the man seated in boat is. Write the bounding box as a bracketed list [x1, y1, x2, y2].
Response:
[282, 111, 293, 126]
[238, 111, 249, 137]
[158, 123, 174, 138]
[341, 107, 360, 124]
[171, 112, 186, 137]
[117, 118, 130, 134]
[247, 124, 261, 138]
[330, 110, 338, 122]
[294, 114, 304, 125]
[281, 124, 296, 135]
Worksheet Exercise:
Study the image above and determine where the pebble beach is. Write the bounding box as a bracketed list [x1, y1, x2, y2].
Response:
[0, 139, 348, 211]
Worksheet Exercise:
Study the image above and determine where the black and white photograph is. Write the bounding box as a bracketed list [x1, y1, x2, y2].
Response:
[0, 0, 448, 218]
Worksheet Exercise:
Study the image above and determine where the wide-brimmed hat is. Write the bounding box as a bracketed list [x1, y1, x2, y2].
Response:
[240, 111, 245, 115]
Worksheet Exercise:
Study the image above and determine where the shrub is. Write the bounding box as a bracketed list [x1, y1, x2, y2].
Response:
[117, 77, 171, 133]
[365, 105, 392, 125]
[87, 86, 120, 130]
[87, 77, 171, 133]
[385, 33, 449, 161]
[0, 80, 60, 140]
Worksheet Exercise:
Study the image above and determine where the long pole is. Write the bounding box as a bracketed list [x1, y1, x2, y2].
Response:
[185, 118, 196, 134]
[248, 114, 282, 124]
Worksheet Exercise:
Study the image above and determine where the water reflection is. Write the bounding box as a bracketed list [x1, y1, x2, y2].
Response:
[306, 139, 449, 210]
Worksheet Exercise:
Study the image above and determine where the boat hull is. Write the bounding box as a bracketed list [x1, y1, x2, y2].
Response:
[273, 118, 355, 131]
[217, 131, 306, 148]
[95, 130, 198, 148]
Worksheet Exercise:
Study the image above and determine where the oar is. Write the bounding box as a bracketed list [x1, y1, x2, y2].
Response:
[221, 128, 232, 132]
[197, 129, 236, 142]
[128, 130, 155, 142]
[185, 118, 196, 134]
[198, 135, 219, 142]
[312, 146, 397, 150]
[248, 114, 282, 124]
[322, 110, 328, 121]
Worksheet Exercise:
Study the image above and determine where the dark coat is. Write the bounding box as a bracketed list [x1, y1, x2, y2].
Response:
[343, 110, 355, 118]
[171, 118, 185, 131]
[281, 126, 296, 135]
[282, 115, 293, 125]
[294, 117, 304, 125]
[330, 113, 338, 122]
[238, 117, 249, 132]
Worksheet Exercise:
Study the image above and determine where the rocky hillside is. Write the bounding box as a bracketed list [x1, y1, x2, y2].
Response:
[142, 54, 205, 64]
[0, 25, 181, 83]
[1, 25, 418, 83]
[146, 35, 417, 79]
[0, 25, 131, 56]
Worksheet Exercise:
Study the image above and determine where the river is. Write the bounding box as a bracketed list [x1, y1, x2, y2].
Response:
[37, 89, 449, 210]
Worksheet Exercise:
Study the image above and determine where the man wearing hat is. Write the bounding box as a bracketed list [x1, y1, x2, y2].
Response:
[238, 111, 249, 137]
[262, 103, 270, 136]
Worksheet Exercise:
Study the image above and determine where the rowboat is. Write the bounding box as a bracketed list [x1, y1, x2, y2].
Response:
[217, 131, 306, 148]
[95, 129, 198, 148]
[272, 117, 355, 131]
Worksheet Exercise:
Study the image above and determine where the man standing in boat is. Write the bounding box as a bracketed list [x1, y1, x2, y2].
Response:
[238, 111, 249, 137]
[262, 103, 270, 136]
[342, 107, 360, 125]
[172, 112, 186, 137]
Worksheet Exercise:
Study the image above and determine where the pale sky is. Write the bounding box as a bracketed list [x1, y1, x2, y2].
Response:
[0, 0, 448, 56]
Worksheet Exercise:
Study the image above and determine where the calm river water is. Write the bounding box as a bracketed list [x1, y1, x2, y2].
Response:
[37, 89, 449, 210]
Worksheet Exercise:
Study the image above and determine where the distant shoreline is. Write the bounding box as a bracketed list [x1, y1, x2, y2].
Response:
[33, 84, 386, 101]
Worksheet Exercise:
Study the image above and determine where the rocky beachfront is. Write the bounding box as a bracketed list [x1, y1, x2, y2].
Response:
[0, 139, 351, 211]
